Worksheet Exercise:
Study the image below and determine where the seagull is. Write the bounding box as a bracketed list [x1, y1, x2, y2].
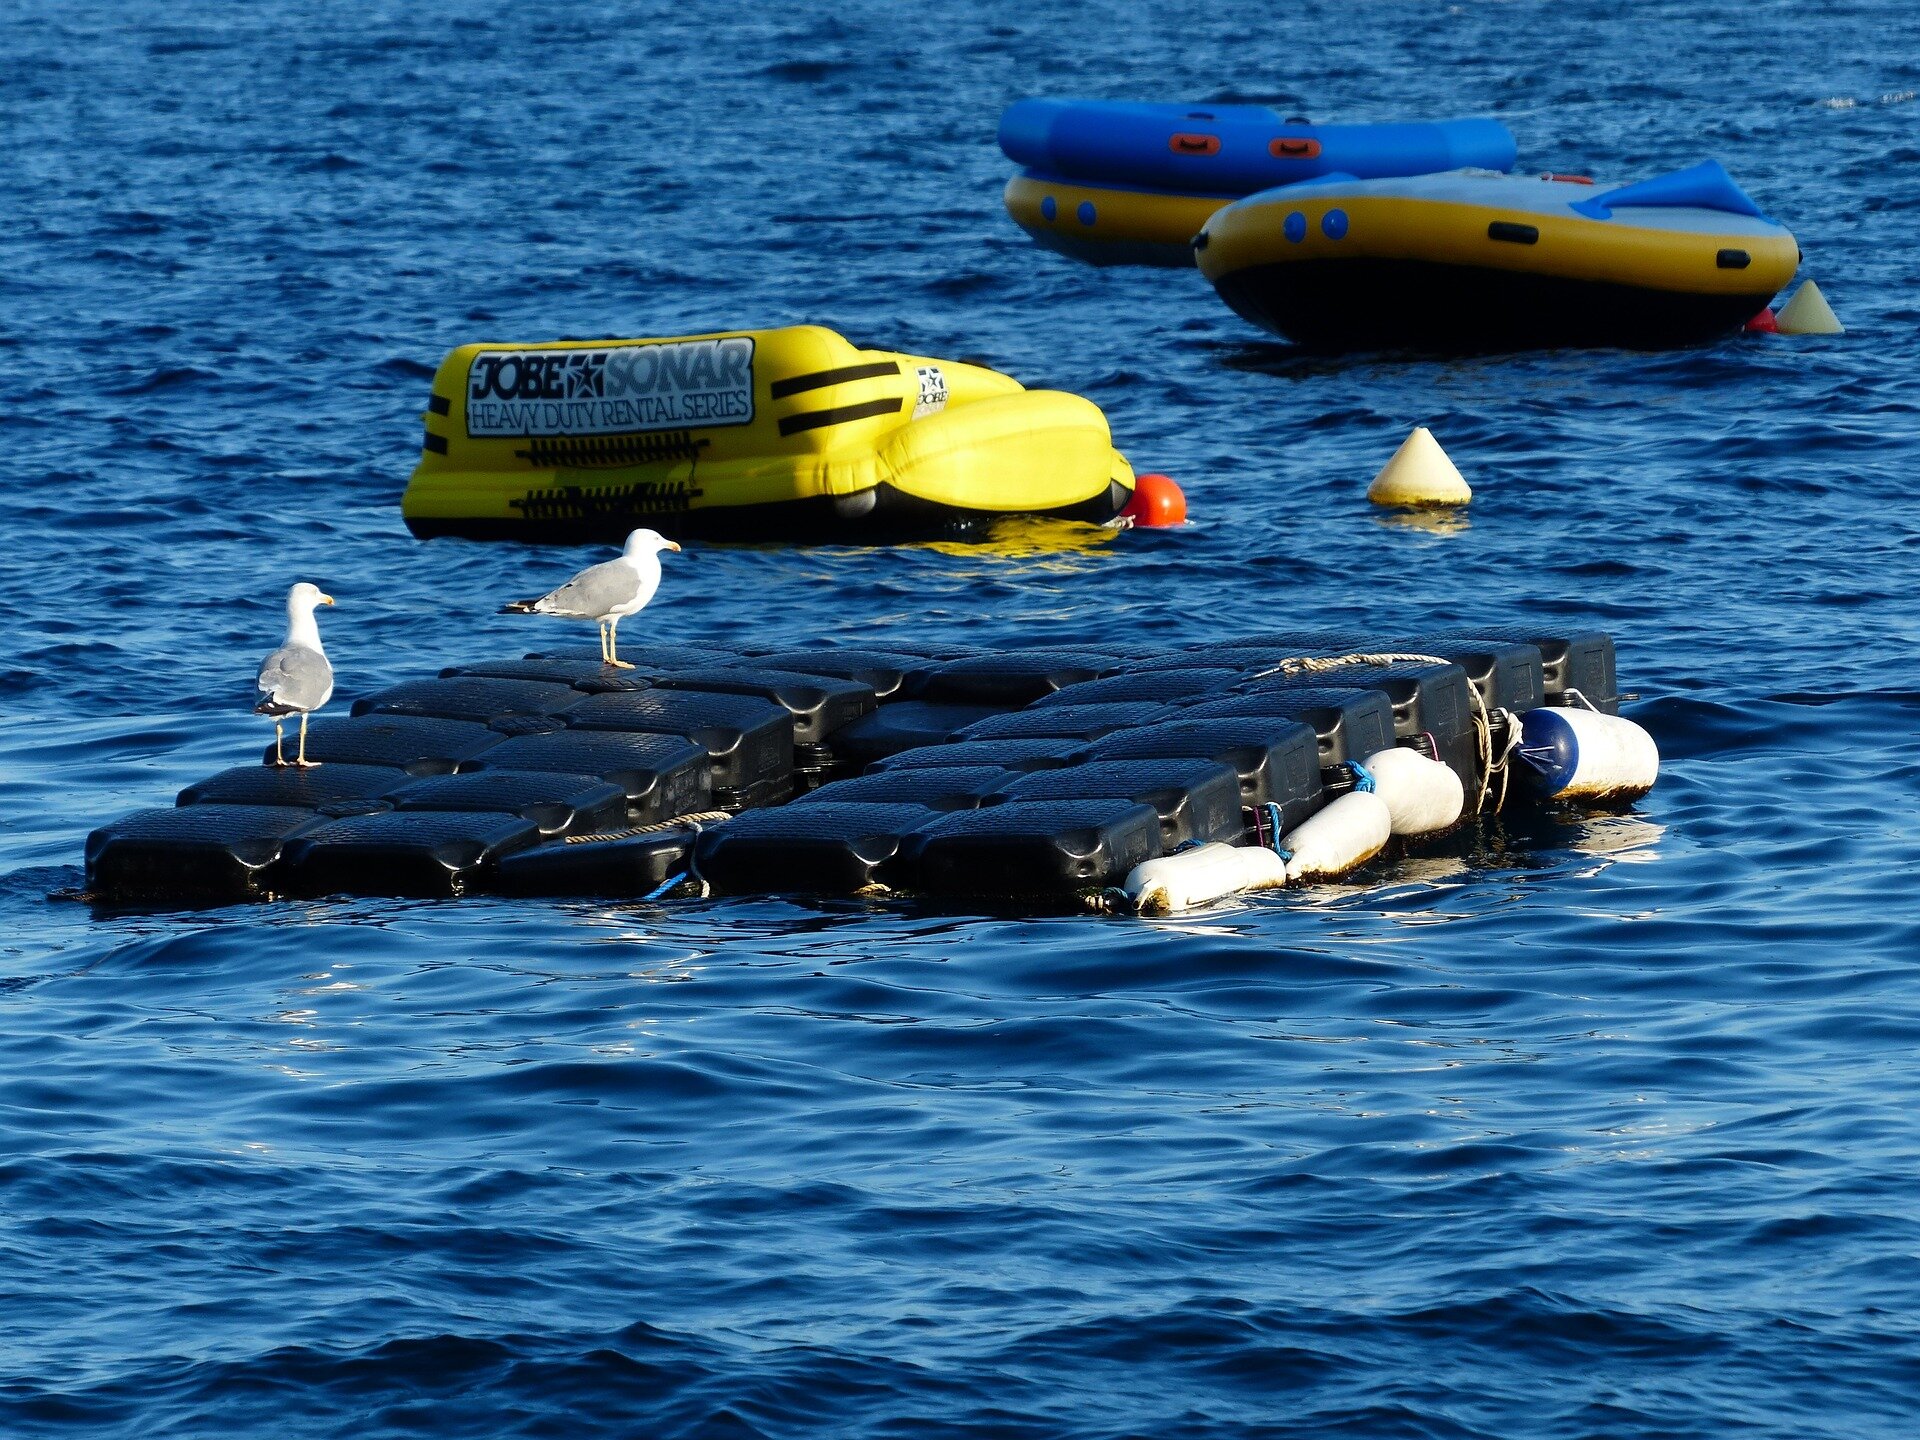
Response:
[256, 582, 336, 767]
[500, 528, 682, 669]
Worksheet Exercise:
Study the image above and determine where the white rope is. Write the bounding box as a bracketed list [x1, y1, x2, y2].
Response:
[561, 810, 732, 844]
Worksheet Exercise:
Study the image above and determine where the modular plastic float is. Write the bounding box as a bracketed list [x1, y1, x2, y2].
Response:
[998, 100, 1516, 267]
[1194, 161, 1798, 349]
[85, 629, 1657, 914]
[400, 326, 1144, 544]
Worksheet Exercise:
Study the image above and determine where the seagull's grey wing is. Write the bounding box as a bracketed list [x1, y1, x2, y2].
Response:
[532, 559, 640, 619]
[256, 644, 334, 715]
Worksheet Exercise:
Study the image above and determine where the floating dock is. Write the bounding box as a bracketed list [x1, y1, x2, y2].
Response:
[84, 630, 1651, 911]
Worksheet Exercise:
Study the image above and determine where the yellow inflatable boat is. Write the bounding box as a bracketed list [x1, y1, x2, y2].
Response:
[1194, 161, 1799, 350]
[402, 326, 1137, 542]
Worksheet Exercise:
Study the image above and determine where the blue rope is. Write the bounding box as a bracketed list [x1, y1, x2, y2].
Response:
[1348, 759, 1376, 794]
[642, 870, 685, 902]
[1260, 802, 1292, 861]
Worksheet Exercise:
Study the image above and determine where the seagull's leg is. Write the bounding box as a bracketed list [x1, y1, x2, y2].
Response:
[608, 614, 635, 669]
[272, 719, 287, 767]
[295, 712, 318, 768]
[597, 620, 610, 665]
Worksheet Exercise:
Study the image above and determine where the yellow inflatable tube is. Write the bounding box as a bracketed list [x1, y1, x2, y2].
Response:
[402, 325, 1136, 542]
[1004, 173, 1233, 268]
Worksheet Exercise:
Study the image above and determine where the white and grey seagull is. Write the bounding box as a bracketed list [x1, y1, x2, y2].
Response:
[500, 527, 681, 669]
[255, 581, 336, 767]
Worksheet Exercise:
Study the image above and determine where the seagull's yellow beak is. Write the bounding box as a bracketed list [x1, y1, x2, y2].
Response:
[664, 541, 682, 553]
[319, 594, 336, 605]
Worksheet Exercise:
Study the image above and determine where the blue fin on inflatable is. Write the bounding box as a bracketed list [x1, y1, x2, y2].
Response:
[1573, 159, 1769, 221]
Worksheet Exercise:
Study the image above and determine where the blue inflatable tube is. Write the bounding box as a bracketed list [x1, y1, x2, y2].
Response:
[999, 100, 1517, 196]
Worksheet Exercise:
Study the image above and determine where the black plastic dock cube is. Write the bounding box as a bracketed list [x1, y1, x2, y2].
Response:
[527, 643, 742, 669]
[86, 805, 323, 903]
[694, 803, 936, 895]
[1086, 716, 1324, 832]
[996, 759, 1246, 849]
[1245, 663, 1480, 792]
[267, 715, 506, 776]
[440, 656, 655, 692]
[474, 730, 710, 825]
[872, 738, 1089, 773]
[384, 770, 628, 838]
[561, 689, 795, 799]
[492, 826, 702, 898]
[907, 650, 1125, 706]
[955, 702, 1170, 742]
[280, 810, 543, 897]
[1183, 685, 1397, 769]
[1434, 629, 1617, 712]
[798, 765, 1014, 811]
[177, 763, 399, 813]
[823, 702, 1005, 771]
[731, 648, 935, 700]
[900, 800, 1163, 898]
[1032, 668, 1243, 707]
[1395, 637, 1547, 714]
[653, 668, 878, 744]
[351, 676, 584, 725]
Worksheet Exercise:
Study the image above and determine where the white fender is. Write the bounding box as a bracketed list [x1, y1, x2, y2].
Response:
[1124, 843, 1287, 915]
[1362, 747, 1464, 836]
[1516, 707, 1659, 802]
[1282, 791, 1393, 883]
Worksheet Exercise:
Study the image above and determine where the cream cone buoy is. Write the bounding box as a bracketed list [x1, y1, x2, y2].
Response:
[1368, 426, 1471, 508]
[1774, 280, 1843, 336]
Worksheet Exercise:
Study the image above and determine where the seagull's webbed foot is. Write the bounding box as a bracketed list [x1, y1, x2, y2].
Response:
[294, 759, 322, 769]
[609, 659, 636, 670]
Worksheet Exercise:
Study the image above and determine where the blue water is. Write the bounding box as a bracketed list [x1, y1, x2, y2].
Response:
[5, 1, 1920, 1434]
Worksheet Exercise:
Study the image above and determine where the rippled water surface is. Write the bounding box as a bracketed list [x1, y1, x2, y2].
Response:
[5, 1, 1920, 1435]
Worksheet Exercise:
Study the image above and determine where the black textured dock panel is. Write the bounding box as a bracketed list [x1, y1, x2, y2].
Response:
[1184, 686, 1397, 767]
[996, 759, 1245, 848]
[1440, 629, 1618, 712]
[653, 668, 878, 744]
[1032, 668, 1243, 707]
[267, 715, 506, 776]
[694, 803, 936, 895]
[908, 650, 1125, 706]
[527, 643, 742, 669]
[177, 763, 399, 813]
[852, 640, 988, 659]
[796, 765, 1014, 811]
[901, 800, 1162, 897]
[85, 805, 322, 902]
[474, 730, 710, 824]
[824, 702, 1004, 770]
[440, 657, 655, 692]
[492, 826, 700, 898]
[1396, 638, 1547, 713]
[352, 676, 584, 724]
[954, 702, 1170, 742]
[1248, 663, 1479, 791]
[1086, 717, 1323, 831]
[280, 810, 543, 898]
[735, 649, 934, 700]
[384, 770, 628, 838]
[872, 738, 1089, 773]
[561, 689, 795, 796]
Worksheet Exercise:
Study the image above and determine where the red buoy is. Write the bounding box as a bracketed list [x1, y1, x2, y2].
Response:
[1745, 307, 1780, 333]
[1121, 472, 1187, 527]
